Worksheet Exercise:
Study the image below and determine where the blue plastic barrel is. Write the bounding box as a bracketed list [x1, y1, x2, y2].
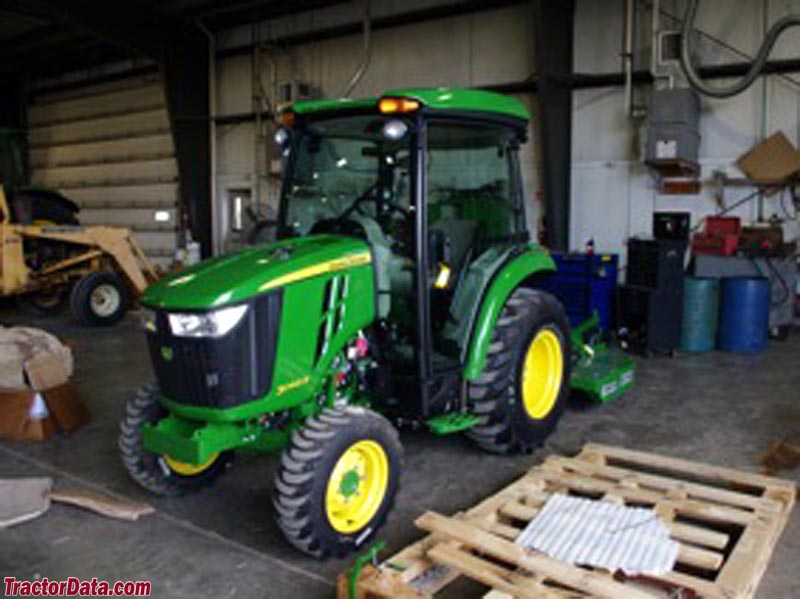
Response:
[718, 277, 770, 353]
[681, 277, 719, 352]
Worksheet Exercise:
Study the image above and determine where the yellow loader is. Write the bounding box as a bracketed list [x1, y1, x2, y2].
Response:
[1, 185, 158, 325]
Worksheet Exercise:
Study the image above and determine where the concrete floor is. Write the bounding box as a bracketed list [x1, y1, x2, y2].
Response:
[0, 304, 798, 598]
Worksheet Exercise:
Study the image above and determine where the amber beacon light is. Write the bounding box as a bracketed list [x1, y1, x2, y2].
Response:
[378, 97, 420, 114]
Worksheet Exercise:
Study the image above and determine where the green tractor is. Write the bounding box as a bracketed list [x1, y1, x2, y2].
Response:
[120, 89, 571, 558]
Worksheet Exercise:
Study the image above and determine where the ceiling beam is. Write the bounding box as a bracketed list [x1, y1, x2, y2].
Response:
[0, 26, 90, 60]
[15, 43, 135, 78]
[0, 0, 164, 58]
[203, 0, 348, 31]
[161, 0, 277, 19]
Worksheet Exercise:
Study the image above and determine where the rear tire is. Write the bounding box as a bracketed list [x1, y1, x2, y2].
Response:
[273, 406, 403, 558]
[466, 288, 570, 454]
[119, 383, 232, 496]
[16, 288, 69, 316]
[70, 271, 129, 326]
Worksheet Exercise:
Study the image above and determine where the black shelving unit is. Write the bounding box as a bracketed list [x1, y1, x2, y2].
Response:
[619, 238, 687, 356]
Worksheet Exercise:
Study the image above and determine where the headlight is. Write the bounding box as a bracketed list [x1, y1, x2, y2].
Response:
[140, 308, 157, 332]
[168, 305, 249, 338]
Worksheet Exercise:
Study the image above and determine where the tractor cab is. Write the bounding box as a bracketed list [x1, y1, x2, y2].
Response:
[276, 90, 534, 420]
[0, 127, 80, 226]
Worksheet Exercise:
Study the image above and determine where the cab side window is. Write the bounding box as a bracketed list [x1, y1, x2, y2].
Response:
[426, 122, 522, 272]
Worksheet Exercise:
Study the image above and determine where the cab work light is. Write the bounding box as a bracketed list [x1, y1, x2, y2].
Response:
[378, 97, 420, 114]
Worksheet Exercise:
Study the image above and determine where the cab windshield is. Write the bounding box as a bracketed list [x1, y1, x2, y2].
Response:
[280, 114, 412, 237]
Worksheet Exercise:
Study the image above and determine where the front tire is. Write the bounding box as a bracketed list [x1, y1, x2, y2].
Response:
[466, 288, 570, 454]
[273, 406, 403, 558]
[70, 271, 130, 326]
[119, 384, 232, 496]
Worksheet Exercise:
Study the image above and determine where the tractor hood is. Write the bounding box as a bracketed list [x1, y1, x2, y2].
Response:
[142, 235, 372, 310]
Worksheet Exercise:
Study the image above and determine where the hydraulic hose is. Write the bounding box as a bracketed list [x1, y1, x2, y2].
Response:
[680, 0, 800, 98]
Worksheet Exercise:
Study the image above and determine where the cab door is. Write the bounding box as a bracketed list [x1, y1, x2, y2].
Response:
[423, 119, 526, 383]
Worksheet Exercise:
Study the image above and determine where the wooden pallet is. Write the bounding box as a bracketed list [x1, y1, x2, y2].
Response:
[340, 443, 796, 599]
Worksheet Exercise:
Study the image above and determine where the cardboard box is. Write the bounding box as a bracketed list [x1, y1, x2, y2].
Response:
[45, 384, 90, 434]
[0, 326, 73, 391]
[0, 326, 87, 442]
[0, 344, 26, 390]
[0, 389, 37, 440]
[0, 384, 89, 442]
[24, 353, 72, 391]
[17, 408, 58, 442]
[737, 132, 800, 182]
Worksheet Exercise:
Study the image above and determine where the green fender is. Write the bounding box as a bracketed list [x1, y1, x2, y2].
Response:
[463, 249, 556, 381]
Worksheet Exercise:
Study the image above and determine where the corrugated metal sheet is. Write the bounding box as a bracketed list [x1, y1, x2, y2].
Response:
[28, 74, 178, 267]
[516, 493, 679, 576]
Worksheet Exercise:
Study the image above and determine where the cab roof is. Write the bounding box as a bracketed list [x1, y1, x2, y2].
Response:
[291, 88, 530, 122]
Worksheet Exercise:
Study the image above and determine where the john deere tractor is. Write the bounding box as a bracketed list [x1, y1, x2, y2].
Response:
[120, 89, 571, 558]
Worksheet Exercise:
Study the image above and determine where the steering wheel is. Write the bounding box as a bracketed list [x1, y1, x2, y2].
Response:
[339, 184, 409, 222]
[310, 216, 367, 238]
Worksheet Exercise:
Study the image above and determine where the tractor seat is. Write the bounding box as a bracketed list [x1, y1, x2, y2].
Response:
[429, 218, 478, 272]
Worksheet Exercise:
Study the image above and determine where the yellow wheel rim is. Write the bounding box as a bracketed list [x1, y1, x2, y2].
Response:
[325, 440, 389, 534]
[162, 452, 219, 476]
[521, 328, 564, 419]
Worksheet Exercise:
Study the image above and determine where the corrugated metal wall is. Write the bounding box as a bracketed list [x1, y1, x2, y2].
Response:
[28, 73, 178, 266]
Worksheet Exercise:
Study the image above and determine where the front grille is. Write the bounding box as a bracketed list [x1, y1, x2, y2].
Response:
[146, 292, 282, 408]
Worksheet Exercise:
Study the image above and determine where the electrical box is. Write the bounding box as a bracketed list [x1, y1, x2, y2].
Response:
[645, 88, 701, 163]
[657, 31, 683, 66]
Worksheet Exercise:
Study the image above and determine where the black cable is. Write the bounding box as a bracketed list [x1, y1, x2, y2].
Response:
[750, 255, 791, 307]
[680, 0, 800, 98]
[779, 186, 798, 221]
[691, 189, 762, 233]
[765, 256, 791, 306]
[717, 190, 761, 216]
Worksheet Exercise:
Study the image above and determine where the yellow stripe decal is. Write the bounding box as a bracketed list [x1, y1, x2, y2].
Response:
[259, 251, 371, 291]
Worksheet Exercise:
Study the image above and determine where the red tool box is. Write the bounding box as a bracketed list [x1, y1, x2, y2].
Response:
[691, 216, 741, 255]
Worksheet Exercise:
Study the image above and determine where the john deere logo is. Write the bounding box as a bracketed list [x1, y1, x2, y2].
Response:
[161, 346, 174, 362]
[276, 375, 310, 396]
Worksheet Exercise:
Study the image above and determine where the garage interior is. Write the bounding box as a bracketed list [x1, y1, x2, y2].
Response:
[0, 1, 798, 598]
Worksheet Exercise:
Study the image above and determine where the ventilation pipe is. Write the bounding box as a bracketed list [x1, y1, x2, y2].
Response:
[343, 0, 372, 98]
[680, 0, 800, 98]
[623, 0, 635, 116]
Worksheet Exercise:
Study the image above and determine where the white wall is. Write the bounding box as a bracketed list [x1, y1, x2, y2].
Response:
[572, 0, 800, 262]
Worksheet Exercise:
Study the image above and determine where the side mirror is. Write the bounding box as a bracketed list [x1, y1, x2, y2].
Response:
[245, 206, 279, 245]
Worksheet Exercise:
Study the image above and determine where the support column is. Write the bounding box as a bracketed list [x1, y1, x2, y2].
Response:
[533, 0, 575, 252]
[162, 24, 212, 258]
